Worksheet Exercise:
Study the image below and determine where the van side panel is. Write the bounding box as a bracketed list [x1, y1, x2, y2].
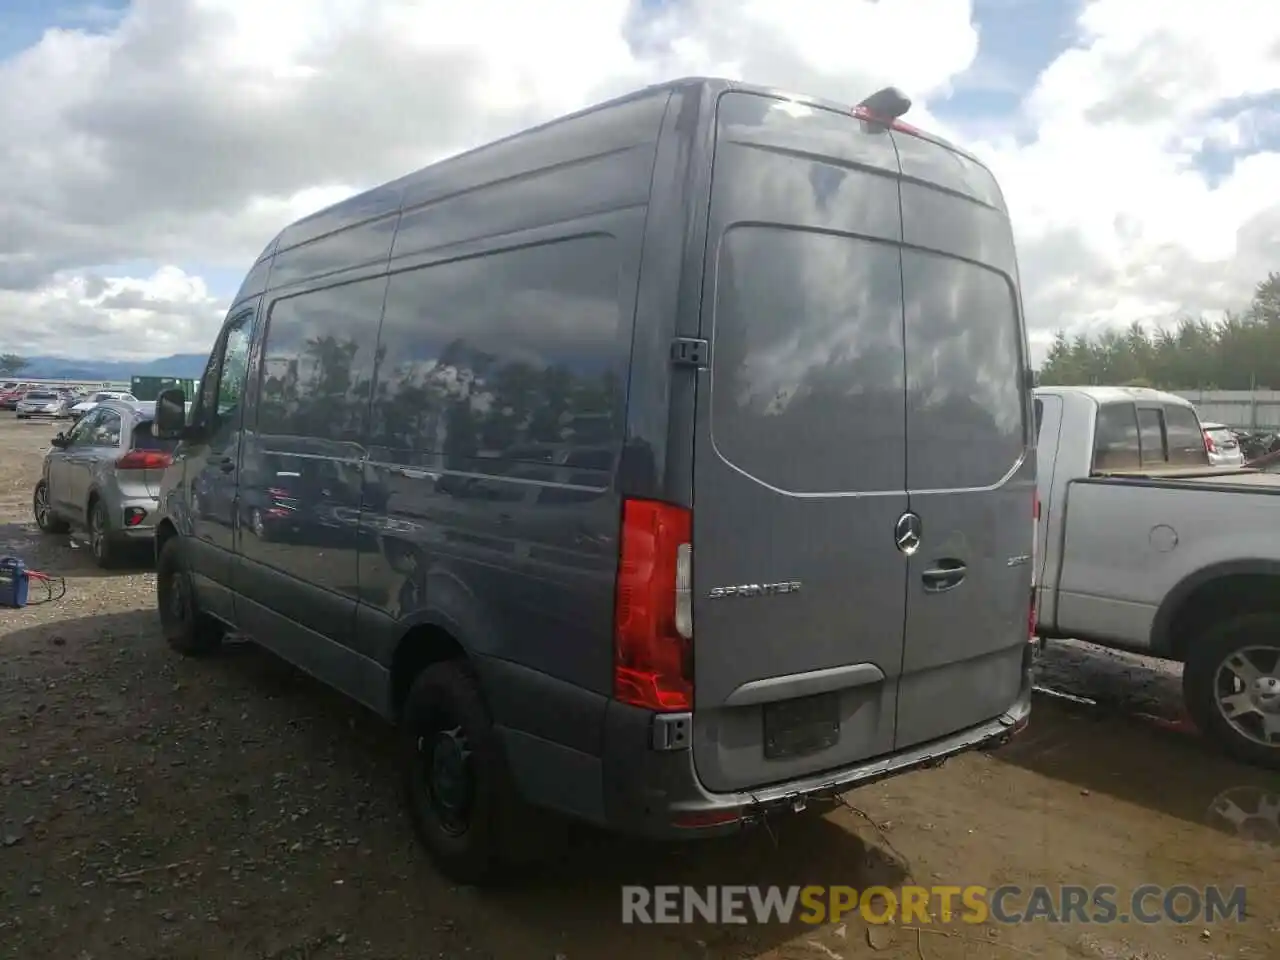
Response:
[346, 102, 668, 793]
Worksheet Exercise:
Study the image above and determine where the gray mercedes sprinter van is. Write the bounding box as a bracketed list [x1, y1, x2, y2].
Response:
[151, 77, 1037, 884]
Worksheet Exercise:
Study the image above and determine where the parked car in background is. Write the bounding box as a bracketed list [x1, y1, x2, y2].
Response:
[1034, 385, 1280, 770]
[1237, 429, 1280, 461]
[0, 383, 34, 410]
[32, 399, 176, 568]
[1202, 421, 1246, 467]
[16, 389, 74, 420]
[70, 390, 138, 419]
[150, 77, 1037, 884]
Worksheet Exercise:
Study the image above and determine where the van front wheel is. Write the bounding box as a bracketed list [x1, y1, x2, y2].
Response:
[1183, 612, 1280, 770]
[400, 661, 538, 886]
[156, 538, 224, 656]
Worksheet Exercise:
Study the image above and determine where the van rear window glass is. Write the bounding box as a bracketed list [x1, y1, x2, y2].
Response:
[709, 227, 906, 494]
[902, 251, 1026, 489]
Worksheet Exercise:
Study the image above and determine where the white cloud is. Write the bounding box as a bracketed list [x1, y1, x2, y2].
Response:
[967, 0, 1280, 353]
[0, 265, 224, 360]
[0, 0, 1277, 364]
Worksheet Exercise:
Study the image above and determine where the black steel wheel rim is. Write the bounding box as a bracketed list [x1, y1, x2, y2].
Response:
[417, 721, 474, 837]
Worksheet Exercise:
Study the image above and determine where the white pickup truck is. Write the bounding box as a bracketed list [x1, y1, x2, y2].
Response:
[1034, 385, 1280, 769]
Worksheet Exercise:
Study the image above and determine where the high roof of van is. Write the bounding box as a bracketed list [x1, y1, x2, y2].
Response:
[1034, 384, 1196, 408]
[250, 76, 1000, 267]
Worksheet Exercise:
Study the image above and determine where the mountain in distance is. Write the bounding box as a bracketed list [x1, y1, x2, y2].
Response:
[17, 353, 209, 381]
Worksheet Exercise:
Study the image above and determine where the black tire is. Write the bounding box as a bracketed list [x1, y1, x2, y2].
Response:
[156, 537, 224, 656]
[400, 661, 547, 886]
[1183, 612, 1280, 770]
[87, 498, 118, 569]
[33, 482, 69, 534]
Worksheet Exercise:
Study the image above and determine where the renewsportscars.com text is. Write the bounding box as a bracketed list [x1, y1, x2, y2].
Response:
[621, 884, 1247, 925]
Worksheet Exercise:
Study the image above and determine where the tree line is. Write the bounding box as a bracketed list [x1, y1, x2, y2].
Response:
[1038, 272, 1280, 390]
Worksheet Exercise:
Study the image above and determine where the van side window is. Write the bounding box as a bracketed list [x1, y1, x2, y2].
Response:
[1164, 404, 1210, 466]
[256, 277, 387, 444]
[1034, 398, 1043, 441]
[369, 237, 624, 462]
[217, 319, 253, 419]
[197, 311, 254, 432]
[1092, 403, 1141, 471]
[1137, 407, 1165, 466]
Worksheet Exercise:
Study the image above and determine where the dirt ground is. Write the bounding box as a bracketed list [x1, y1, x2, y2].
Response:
[1, 416, 1277, 960]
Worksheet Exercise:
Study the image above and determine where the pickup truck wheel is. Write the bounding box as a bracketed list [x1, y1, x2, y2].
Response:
[1183, 613, 1280, 770]
[400, 661, 549, 886]
[156, 538, 224, 656]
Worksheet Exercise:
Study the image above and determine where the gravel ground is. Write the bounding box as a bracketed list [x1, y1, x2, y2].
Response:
[1, 414, 1277, 960]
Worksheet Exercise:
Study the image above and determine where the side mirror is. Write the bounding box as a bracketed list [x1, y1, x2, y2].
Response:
[50, 433, 68, 449]
[155, 388, 189, 440]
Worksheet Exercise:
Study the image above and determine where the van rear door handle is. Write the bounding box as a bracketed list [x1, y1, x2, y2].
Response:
[921, 560, 967, 593]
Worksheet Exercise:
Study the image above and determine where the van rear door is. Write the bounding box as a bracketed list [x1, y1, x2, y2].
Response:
[891, 132, 1034, 749]
[690, 92, 910, 792]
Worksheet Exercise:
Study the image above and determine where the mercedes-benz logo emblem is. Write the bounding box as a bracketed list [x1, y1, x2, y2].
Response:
[894, 512, 922, 556]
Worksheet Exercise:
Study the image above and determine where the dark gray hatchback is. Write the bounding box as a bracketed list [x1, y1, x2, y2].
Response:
[151, 77, 1037, 884]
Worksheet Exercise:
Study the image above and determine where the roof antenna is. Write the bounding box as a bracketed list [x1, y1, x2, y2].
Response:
[856, 86, 912, 121]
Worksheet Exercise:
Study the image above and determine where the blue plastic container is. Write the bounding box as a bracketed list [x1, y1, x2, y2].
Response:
[0, 556, 30, 608]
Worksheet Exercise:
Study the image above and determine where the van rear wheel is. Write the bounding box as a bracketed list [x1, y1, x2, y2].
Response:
[400, 661, 545, 886]
[1183, 612, 1280, 770]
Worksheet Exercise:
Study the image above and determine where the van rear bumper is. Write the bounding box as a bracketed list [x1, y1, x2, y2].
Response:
[599, 644, 1034, 839]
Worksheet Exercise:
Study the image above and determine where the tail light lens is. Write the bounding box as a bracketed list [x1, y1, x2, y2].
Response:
[115, 450, 172, 470]
[1203, 431, 1217, 454]
[614, 498, 693, 712]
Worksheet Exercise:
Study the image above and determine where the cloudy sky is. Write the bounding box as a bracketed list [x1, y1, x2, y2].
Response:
[1, 0, 1277, 364]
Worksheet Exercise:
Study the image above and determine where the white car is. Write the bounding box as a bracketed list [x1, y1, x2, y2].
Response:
[71, 391, 137, 418]
[1202, 421, 1246, 468]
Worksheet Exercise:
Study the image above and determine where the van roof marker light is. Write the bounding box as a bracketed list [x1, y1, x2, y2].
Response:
[853, 86, 919, 135]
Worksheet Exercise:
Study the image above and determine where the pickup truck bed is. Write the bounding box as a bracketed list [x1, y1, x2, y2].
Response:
[1035, 385, 1280, 769]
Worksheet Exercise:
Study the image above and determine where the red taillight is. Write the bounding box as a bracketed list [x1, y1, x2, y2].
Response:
[613, 498, 693, 712]
[1204, 431, 1217, 454]
[116, 450, 172, 470]
[267, 487, 294, 499]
